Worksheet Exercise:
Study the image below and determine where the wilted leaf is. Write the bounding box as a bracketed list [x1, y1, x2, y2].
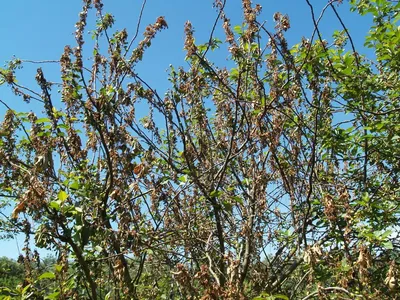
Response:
[11, 201, 25, 219]
[134, 164, 143, 175]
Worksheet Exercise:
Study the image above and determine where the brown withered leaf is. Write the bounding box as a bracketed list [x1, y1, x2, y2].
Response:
[12, 201, 26, 219]
[133, 164, 143, 175]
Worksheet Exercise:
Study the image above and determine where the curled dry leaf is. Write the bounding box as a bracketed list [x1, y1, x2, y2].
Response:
[133, 164, 143, 175]
[11, 201, 26, 219]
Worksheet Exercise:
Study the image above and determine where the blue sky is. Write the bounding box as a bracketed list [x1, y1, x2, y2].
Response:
[0, 0, 371, 259]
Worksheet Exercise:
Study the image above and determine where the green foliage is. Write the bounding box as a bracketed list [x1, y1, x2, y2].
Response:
[0, 257, 24, 289]
[0, 256, 61, 299]
[253, 293, 289, 300]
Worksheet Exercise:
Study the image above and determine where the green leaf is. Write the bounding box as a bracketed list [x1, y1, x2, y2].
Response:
[69, 181, 80, 190]
[182, 169, 191, 175]
[105, 291, 112, 300]
[58, 190, 68, 201]
[57, 124, 68, 130]
[253, 293, 288, 300]
[38, 272, 56, 280]
[55, 264, 63, 272]
[342, 67, 353, 75]
[222, 201, 233, 212]
[210, 190, 223, 198]
[45, 292, 60, 300]
[272, 295, 289, 300]
[0, 287, 15, 297]
[383, 241, 393, 250]
[35, 118, 51, 124]
[361, 192, 370, 204]
[376, 122, 386, 130]
[178, 175, 187, 184]
[233, 25, 242, 35]
[380, 230, 393, 239]
[230, 67, 239, 80]
[49, 201, 61, 211]
[340, 258, 352, 272]
[232, 196, 244, 205]
[21, 284, 31, 295]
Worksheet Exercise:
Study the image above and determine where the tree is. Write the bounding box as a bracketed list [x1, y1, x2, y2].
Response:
[0, 0, 399, 299]
[0, 257, 24, 289]
[0, 255, 60, 299]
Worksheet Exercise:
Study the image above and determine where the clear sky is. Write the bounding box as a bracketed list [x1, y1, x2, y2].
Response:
[0, 0, 371, 259]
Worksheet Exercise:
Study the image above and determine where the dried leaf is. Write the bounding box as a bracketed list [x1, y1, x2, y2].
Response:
[133, 164, 143, 175]
[12, 201, 26, 219]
